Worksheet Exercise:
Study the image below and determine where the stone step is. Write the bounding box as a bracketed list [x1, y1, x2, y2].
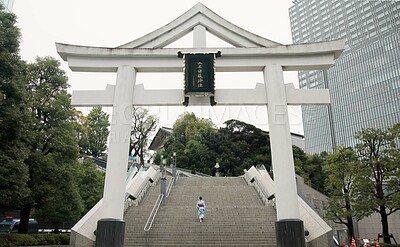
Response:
[123, 176, 277, 247]
[125, 240, 276, 244]
[124, 242, 276, 247]
[177, 176, 247, 184]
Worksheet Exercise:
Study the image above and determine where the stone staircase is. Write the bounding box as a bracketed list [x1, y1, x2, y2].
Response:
[124, 176, 277, 246]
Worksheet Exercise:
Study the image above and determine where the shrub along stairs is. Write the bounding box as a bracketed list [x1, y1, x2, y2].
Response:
[124, 176, 277, 246]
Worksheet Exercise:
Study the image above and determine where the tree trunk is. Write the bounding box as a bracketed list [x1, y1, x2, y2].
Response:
[344, 194, 355, 245]
[53, 223, 60, 234]
[129, 143, 134, 156]
[18, 206, 31, 234]
[139, 148, 145, 166]
[380, 206, 391, 243]
[347, 216, 355, 245]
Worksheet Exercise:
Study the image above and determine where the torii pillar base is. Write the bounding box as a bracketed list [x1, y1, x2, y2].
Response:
[95, 218, 125, 247]
[275, 219, 306, 247]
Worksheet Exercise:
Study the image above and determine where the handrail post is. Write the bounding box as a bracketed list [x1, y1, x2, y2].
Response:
[161, 158, 167, 207]
[172, 152, 177, 186]
[160, 177, 166, 207]
[172, 166, 177, 186]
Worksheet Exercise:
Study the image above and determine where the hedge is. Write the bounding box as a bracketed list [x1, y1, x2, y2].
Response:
[0, 233, 69, 247]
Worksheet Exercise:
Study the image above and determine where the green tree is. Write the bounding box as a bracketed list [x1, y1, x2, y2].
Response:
[161, 112, 214, 173]
[0, 5, 19, 56]
[87, 106, 109, 157]
[0, 5, 30, 211]
[172, 112, 214, 143]
[323, 145, 361, 242]
[353, 124, 400, 243]
[184, 139, 213, 174]
[160, 115, 310, 178]
[215, 120, 271, 176]
[130, 107, 158, 166]
[305, 152, 328, 192]
[294, 149, 327, 193]
[72, 109, 89, 156]
[161, 116, 272, 176]
[74, 159, 104, 215]
[293, 145, 308, 179]
[18, 57, 81, 233]
[31, 153, 82, 233]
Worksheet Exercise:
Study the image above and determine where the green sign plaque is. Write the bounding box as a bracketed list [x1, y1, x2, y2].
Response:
[178, 51, 221, 106]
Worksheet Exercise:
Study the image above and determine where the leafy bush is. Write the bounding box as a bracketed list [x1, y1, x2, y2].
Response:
[0, 233, 70, 247]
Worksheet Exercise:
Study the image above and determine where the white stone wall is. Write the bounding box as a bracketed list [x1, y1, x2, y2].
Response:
[358, 211, 400, 242]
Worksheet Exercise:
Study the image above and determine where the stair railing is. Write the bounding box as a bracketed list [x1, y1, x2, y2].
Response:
[166, 177, 174, 198]
[144, 193, 164, 231]
[166, 170, 180, 198]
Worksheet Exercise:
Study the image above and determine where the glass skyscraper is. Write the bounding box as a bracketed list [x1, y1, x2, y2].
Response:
[289, 0, 400, 154]
[0, 0, 14, 12]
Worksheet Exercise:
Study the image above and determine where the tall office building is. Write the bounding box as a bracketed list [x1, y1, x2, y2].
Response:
[0, 0, 14, 12]
[289, 1, 400, 154]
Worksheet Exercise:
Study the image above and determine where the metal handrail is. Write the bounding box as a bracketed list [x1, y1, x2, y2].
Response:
[144, 194, 164, 231]
[166, 177, 175, 197]
[166, 170, 181, 197]
[174, 167, 211, 177]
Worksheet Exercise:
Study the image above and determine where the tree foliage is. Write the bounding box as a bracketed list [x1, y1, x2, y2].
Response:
[322, 123, 400, 244]
[160, 114, 272, 176]
[18, 57, 81, 233]
[0, 5, 20, 55]
[352, 124, 400, 243]
[160, 112, 214, 174]
[293, 145, 308, 177]
[130, 107, 158, 165]
[0, 6, 30, 210]
[73, 159, 104, 215]
[71, 109, 89, 156]
[216, 119, 271, 176]
[87, 106, 109, 157]
[0, 7, 105, 233]
[323, 145, 361, 240]
[30, 154, 82, 233]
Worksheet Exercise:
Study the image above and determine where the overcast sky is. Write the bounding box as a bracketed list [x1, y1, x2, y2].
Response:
[12, 0, 304, 134]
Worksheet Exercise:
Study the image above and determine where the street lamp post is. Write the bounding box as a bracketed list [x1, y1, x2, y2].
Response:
[215, 162, 220, 177]
[160, 158, 167, 206]
[160, 155, 164, 171]
[172, 152, 177, 186]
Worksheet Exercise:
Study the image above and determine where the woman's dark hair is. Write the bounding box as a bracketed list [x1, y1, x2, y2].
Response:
[199, 196, 202, 200]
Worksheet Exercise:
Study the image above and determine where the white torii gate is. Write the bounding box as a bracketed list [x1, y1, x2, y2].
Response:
[57, 3, 344, 247]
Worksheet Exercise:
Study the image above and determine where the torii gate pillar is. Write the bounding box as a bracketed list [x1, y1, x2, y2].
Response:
[264, 64, 305, 247]
[103, 66, 136, 219]
[94, 66, 136, 247]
